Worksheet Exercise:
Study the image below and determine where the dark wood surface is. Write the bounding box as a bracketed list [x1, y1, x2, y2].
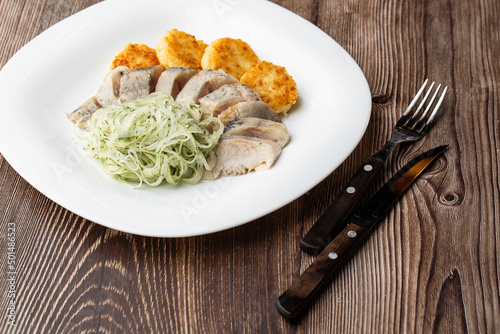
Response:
[1, 0, 499, 333]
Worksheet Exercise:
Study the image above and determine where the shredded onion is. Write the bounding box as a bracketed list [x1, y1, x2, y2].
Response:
[83, 92, 223, 186]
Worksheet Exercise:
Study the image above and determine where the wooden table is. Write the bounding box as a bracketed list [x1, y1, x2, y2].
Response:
[1, 0, 499, 332]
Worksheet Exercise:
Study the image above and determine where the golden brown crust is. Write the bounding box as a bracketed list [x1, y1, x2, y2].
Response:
[110, 43, 159, 70]
[240, 61, 297, 114]
[197, 40, 208, 53]
[201, 38, 260, 79]
[156, 29, 206, 69]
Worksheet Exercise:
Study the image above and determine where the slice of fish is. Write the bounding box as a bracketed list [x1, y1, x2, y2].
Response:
[203, 135, 281, 180]
[66, 96, 101, 131]
[96, 66, 130, 107]
[155, 67, 199, 99]
[224, 117, 290, 148]
[198, 83, 261, 116]
[176, 69, 238, 104]
[218, 101, 281, 125]
[119, 65, 163, 103]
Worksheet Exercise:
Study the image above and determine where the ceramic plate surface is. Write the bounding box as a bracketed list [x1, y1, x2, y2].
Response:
[0, 0, 371, 237]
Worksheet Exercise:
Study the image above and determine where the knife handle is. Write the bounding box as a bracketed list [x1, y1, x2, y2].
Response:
[300, 156, 384, 255]
[276, 223, 368, 321]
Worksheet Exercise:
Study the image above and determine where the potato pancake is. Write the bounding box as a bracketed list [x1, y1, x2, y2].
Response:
[156, 29, 206, 69]
[201, 38, 260, 79]
[240, 61, 297, 114]
[110, 43, 159, 70]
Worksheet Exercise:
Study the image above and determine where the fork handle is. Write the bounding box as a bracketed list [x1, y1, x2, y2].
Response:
[299, 155, 384, 255]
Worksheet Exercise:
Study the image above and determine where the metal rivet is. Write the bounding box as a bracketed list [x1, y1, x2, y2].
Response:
[328, 252, 338, 259]
[346, 187, 356, 194]
[347, 230, 357, 238]
[364, 164, 373, 171]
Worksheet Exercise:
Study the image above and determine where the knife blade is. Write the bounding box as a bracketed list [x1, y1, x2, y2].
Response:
[276, 145, 447, 321]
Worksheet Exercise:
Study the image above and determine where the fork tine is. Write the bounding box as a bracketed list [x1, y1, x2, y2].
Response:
[405, 81, 436, 128]
[402, 79, 428, 116]
[414, 84, 441, 127]
[421, 86, 448, 134]
[396, 79, 428, 127]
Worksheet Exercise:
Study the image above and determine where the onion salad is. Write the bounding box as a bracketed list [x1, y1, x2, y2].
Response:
[82, 92, 223, 186]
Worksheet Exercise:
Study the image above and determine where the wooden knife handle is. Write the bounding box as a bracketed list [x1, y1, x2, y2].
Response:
[300, 156, 384, 255]
[277, 223, 367, 321]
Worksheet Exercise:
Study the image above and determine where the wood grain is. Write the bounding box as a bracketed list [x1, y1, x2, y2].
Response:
[1, 0, 499, 333]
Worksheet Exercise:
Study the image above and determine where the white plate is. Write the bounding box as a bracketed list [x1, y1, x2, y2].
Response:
[0, 0, 371, 237]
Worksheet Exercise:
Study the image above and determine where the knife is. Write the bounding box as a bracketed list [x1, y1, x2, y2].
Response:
[276, 145, 447, 321]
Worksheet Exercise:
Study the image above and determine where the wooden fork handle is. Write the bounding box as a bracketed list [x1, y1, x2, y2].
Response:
[300, 156, 384, 255]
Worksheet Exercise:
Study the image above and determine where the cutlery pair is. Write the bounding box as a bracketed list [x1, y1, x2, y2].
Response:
[276, 80, 448, 321]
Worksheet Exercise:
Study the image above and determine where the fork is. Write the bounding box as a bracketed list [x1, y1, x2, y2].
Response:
[300, 80, 448, 255]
